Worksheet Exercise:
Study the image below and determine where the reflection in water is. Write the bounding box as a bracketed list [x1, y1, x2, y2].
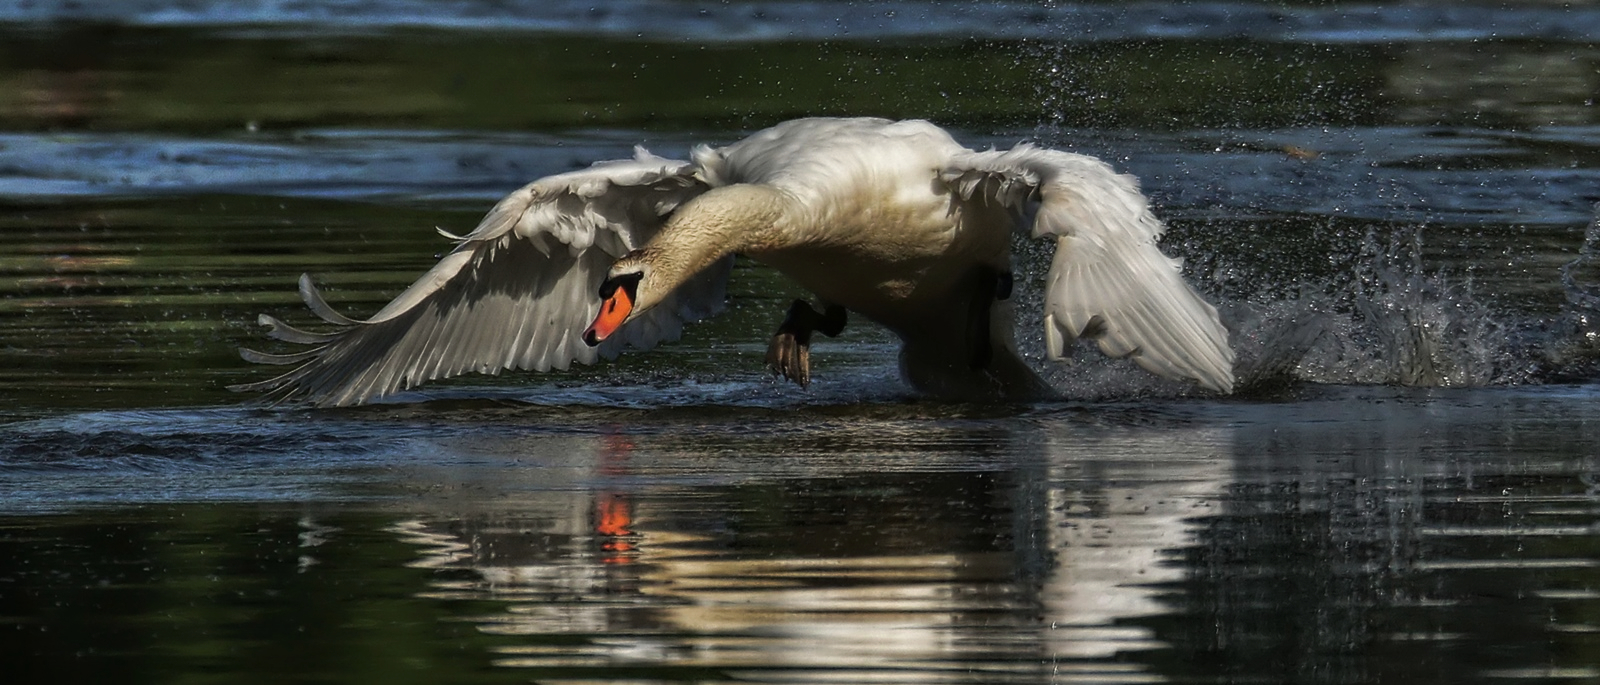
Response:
[1182, 392, 1600, 684]
[0, 391, 1597, 683]
[266, 390, 1600, 684]
[384, 418, 1235, 683]
[1386, 43, 1600, 127]
[1038, 423, 1229, 667]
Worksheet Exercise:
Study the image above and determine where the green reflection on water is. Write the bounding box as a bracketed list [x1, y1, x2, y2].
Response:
[0, 508, 533, 685]
[3, 25, 1592, 133]
[0, 196, 448, 414]
[0, 26, 1473, 133]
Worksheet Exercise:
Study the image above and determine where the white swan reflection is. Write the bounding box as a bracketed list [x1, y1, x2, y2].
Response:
[380, 418, 1232, 683]
[1036, 422, 1230, 662]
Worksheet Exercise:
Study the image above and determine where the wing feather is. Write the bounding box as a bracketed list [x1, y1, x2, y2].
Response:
[232, 151, 726, 406]
[945, 146, 1234, 393]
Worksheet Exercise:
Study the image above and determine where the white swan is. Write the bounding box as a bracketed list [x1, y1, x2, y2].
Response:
[233, 117, 1233, 406]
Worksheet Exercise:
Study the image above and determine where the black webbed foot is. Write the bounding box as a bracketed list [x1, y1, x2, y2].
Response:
[765, 299, 847, 388]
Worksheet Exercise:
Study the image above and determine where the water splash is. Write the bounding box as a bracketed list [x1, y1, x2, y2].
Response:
[1022, 218, 1583, 399]
[1222, 204, 1600, 394]
[1554, 204, 1600, 375]
[1248, 228, 1526, 388]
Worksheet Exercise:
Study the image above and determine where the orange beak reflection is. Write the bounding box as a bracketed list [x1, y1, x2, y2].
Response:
[582, 284, 635, 346]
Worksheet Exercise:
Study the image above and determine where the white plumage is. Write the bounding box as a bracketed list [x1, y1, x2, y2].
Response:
[234, 117, 1233, 405]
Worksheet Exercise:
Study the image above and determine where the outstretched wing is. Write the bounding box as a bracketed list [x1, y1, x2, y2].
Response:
[943, 145, 1234, 393]
[231, 148, 729, 406]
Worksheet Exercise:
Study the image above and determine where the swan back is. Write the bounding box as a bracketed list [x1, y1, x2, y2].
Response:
[713, 118, 963, 199]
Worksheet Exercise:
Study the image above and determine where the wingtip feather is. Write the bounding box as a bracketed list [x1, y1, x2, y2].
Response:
[298, 274, 360, 326]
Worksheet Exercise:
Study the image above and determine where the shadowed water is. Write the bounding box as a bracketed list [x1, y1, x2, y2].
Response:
[3, 2, 1600, 684]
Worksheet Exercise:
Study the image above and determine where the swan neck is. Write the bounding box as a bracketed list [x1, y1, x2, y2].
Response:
[651, 184, 791, 275]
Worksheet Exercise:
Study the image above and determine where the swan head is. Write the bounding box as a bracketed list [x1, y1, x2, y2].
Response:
[582, 184, 790, 347]
[581, 261, 650, 346]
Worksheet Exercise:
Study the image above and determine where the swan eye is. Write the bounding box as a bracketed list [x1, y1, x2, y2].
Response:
[597, 271, 644, 299]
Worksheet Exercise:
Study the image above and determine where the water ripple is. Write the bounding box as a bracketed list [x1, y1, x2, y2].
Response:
[5, 127, 1598, 225]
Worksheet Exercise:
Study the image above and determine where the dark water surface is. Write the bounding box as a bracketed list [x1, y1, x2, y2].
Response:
[4, 2, 1600, 683]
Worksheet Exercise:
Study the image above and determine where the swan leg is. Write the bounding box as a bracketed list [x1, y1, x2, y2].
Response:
[765, 299, 848, 388]
[967, 267, 1014, 370]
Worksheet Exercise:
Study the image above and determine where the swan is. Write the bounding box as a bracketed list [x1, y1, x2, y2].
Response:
[233, 117, 1233, 406]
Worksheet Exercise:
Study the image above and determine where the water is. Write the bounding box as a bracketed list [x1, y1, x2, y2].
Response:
[3, 2, 1600, 683]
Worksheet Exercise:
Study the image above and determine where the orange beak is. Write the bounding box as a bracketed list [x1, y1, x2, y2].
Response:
[582, 284, 635, 346]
